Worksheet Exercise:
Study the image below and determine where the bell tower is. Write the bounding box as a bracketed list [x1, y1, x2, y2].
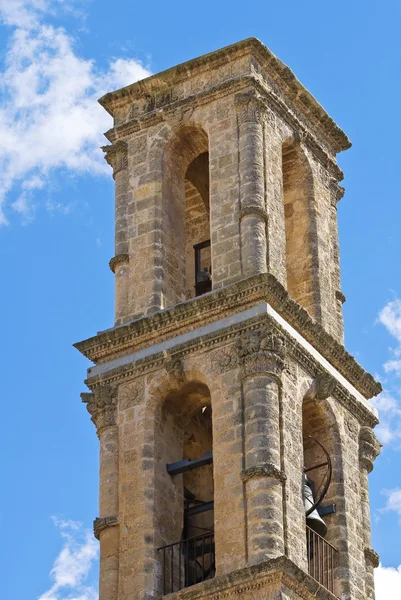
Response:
[75, 39, 382, 600]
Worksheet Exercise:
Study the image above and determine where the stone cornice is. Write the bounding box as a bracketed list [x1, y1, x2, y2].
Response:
[74, 273, 381, 402]
[154, 555, 336, 600]
[104, 73, 343, 182]
[109, 253, 129, 273]
[99, 38, 350, 155]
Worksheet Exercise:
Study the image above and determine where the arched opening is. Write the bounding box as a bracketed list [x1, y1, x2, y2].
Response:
[156, 381, 215, 594]
[163, 127, 211, 308]
[302, 399, 341, 594]
[282, 143, 318, 318]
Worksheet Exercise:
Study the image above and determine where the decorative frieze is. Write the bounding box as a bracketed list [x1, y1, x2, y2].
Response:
[93, 515, 118, 540]
[236, 326, 286, 377]
[102, 140, 128, 179]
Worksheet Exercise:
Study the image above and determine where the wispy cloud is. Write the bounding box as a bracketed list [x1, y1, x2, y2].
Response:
[38, 516, 98, 600]
[375, 299, 401, 447]
[0, 0, 151, 224]
[375, 563, 401, 600]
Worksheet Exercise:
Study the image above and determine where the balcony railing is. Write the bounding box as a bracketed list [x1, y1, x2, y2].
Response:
[306, 525, 337, 594]
[158, 532, 215, 595]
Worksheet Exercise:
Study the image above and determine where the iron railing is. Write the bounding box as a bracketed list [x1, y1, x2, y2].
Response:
[158, 532, 215, 594]
[306, 525, 337, 593]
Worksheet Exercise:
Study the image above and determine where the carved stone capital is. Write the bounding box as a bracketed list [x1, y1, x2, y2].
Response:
[81, 384, 118, 433]
[236, 326, 286, 378]
[336, 290, 346, 305]
[109, 253, 129, 273]
[304, 372, 336, 402]
[364, 547, 380, 568]
[359, 426, 381, 472]
[235, 90, 267, 125]
[241, 463, 286, 483]
[239, 206, 268, 222]
[93, 515, 118, 540]
[102, 140, 128, 179]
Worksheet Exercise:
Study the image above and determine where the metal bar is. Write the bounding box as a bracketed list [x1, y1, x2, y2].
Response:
[170, 546, 173, 594]
[163, 547, 166, 596]
[185, 501, 214, 517]
[202, 535, 205, 581]
[166, 451, 213, 476]
[317, 504, 336, 517]
[178, 540, 182, 591]
[304, 461, 329, 473]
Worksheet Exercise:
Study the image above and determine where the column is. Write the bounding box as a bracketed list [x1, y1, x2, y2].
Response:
[236, 325, 286, 564]
[103, 141, 130, 324]
[359, 426, 381, 600]
[83, 385, 119, 600]
[235, 91, 268, 277]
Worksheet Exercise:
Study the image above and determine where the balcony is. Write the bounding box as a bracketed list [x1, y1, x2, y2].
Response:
[158, 532, 215, 595]
[306, 525, 337, 594]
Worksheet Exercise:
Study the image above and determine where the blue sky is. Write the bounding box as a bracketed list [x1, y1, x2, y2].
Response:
[1, 1, 400, 599]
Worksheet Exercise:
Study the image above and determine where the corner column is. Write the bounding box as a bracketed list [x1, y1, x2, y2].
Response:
[103, 141, 130, 325]
[237, 326, 286, 564]
[83, 386, 119, 600]
[235, 91, 268, 277]
[359, 426, 381, 600]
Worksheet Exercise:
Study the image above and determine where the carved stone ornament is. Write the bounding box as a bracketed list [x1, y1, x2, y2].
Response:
[364, 547, 380, 569]
[304, 372, 336, 402]
[81, 384, 118, 432]
[212, 346, 238, 374]
[93, 515, 118, 540]
[165, 355, 186, 384]
[359, 426, 381, 472]
[235, 90, 267, 125]
[109, 253, 129, 273]
[236, 326, 286, 377]
[239, 206, 268, 222]
[118, 381, 142, 410]
[241, 463, 286, 483]
[102, 140, 128, 179]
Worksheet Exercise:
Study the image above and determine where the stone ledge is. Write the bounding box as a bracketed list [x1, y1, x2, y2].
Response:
[99, 38, 350, 154]
[74, 273, 381, 401]
[156, 555, 338, 600]
[241, 464, 286, 483]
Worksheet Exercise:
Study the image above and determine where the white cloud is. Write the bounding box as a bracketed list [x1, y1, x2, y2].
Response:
[0, 0, 151, 223]
[375, 563, 401, 600]
[381, 488, 401, 522]
[38, 517, 98, 600]
[376, 299, 401, 447]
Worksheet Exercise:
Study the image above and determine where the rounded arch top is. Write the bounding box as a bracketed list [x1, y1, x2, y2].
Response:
[163, 123, 209, 177]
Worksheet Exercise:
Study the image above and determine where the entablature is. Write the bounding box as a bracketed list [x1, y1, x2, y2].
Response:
[75, 273, 381, 404]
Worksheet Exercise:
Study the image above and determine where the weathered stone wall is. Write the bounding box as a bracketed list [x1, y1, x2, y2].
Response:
[103, 39, 347, 342]
[82, 311, 379, 600]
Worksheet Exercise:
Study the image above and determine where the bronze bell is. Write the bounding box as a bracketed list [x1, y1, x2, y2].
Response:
[303, 473, 327, 538]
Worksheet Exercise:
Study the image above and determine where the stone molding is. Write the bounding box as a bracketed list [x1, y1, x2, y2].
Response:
[241, 464, 286, 483]
[330, 180, 345, 207]
[364, 547, 380, 569]
[75, 273, 381, 402]
[235, 90, 267, 124]
[102, 140, 128, 179]
[304, 372, 337, 402]
[236, 326, 286, 378]
[93, 515, 118, 540]
[335, 290, 346, 305]
[109, 253, 129, 273]
[81, 385, 118, 432]
[155, 555, 336, 600]
[239, 206, 268, 222]
[99, 38, 349, 155]
[359, 426, 381, 472]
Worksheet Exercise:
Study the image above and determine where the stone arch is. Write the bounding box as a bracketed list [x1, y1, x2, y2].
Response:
[282, 141, 321, 319]
[302, 392, 351, 597]
[162, 124, 211, 306]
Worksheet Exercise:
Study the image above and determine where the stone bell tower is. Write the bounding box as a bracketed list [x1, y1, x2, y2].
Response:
[75, 39, 382, 600]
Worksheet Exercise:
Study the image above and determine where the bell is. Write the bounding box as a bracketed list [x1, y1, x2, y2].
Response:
[303, 474, 327, 538]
